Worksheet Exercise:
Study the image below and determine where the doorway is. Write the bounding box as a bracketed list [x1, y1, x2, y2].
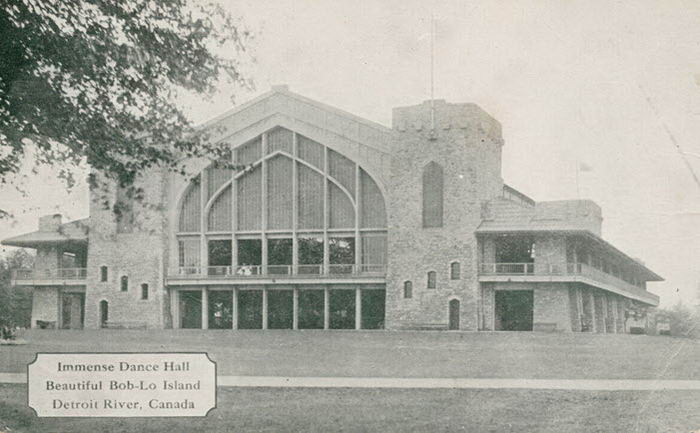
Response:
[495, 290, 533, 331]
[99, 300, 108, 328]
[448, 299, 460, 330]
[61, 293, 85, 329]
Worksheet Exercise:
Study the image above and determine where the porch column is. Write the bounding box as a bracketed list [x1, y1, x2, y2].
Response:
[201, 287, 209, 330]
[262, 288, 268, 330]
[292, 287, 299, 330]
[576, 287, 584, 332]
[171, 289, 180, 329]
[610, 296, 618, 334]
[355, 288, 362, 330]
[232, 288, 238, 330]
[323, 287, 330, 330]
[601, 294, 609, 333]
[589, 291, 597, 333]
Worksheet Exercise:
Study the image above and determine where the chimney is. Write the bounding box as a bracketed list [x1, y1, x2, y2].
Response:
[38, 214, 62, 232]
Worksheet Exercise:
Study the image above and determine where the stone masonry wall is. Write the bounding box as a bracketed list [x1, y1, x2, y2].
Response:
[31, 287, 60, 327]
[386, 100, 504, 330]
[533, 283, 572, 332]
[84, 169, 168, 329]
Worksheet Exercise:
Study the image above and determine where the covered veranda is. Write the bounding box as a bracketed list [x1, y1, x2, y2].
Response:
[170, 285, 385, 330]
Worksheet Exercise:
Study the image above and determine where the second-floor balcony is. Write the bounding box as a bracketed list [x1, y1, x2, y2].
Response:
[11, 268, 87, 286]
[166, 264, 387, 285]
[479, 262, 658, 305]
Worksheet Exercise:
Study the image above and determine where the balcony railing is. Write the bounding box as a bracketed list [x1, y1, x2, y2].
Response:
[168, 264, 387, 279]
[12, 268, 87, 280]
[479, 262, 655, 302]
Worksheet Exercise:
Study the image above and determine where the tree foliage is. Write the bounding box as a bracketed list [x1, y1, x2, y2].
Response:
[0, 249, 34, 327]
[0, 0, 252, 203]
[656, 303, 700, 338]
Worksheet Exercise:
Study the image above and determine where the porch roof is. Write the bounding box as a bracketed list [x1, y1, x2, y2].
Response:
[1, 218, 89, 249]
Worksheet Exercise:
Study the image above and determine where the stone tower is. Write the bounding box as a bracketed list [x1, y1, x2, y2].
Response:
[385, 100, 504, 330]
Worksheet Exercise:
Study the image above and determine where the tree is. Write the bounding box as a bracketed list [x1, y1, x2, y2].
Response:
[656, 302, 699, 339]
[0, 249, 34, 328]
[0, 0, 252, 215]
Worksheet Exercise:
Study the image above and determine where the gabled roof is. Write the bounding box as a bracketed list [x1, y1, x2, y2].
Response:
[197, 85, 393, 154]
[2, 218, 89, 248]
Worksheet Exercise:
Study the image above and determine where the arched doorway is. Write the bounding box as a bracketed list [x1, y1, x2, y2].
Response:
[99, 300, 108, 328]
[449, 299, 460, 330]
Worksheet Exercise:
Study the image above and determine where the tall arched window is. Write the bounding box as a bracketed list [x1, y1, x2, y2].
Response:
[403, 281, 413, 299]
[450, 262, 461, 280]
[176, 127, 388, 275]
[427, 271, 436, 289]
[422, 161, 443, 228]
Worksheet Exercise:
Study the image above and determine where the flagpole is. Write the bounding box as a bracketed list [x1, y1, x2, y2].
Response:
[429, 13, 436, 140]
[575, 161, 580, 199]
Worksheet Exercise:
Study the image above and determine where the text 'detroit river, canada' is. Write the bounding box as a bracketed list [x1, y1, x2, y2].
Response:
[27, 353, 216, 417]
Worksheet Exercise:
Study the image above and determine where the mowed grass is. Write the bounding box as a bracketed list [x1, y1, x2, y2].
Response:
[1, 384, 699, 433]
[1, 329, 699, 379]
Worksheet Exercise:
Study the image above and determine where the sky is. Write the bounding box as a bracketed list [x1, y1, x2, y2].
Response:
[1, 0, 699, 307]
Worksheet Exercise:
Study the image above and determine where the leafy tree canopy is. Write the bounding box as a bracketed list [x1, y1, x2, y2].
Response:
[0, 0, 252, 211]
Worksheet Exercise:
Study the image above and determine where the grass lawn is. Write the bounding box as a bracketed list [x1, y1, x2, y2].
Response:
[1, 329, 699, 379]
[1, 384, 699, 433]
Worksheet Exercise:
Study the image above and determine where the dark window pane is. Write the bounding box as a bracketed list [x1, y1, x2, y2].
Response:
[450, 262, 460, 280]
[208, 240, 232, 266]
[238, 239, 262, 265]
[329, 237, 355, 274]
[298, 237, 323, 275]
[495, 236, 535, 263]
[268, 238, 292, 274]
[427, 271, 436, 289]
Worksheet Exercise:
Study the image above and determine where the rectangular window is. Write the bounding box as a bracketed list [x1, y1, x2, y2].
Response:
[236, 238, 262, 276]
[298, 236, 323, 275]
[329, 237, 355, 275]
[100, 266, 108, 282]
[450, 262, 461, 280]
[120, 276, 128, 292]
[427, 271, 436, 289]
[403, 281, 413, 299]
[141, 283, 149, 300]
[268, 238, 293, 275]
